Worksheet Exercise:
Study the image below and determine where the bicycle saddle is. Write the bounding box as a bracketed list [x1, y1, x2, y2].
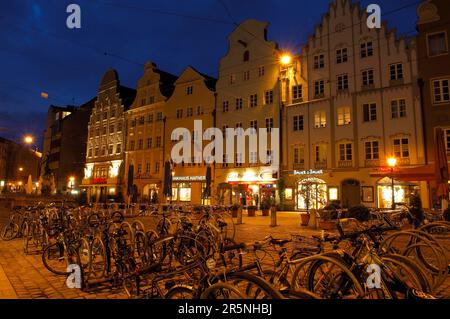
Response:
[270, 238, 290, 246]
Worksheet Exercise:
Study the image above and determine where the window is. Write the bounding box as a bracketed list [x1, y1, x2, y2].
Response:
[393, 138, 409, 158]
[187, 107, 193, 117]
[314, 80, 325, 97]
[362, 69, 374, 86]
[230, 74, 236, 84]
[103, 112, 108, 120]
[148, 96, 155, 104]
[337, 74, 349, 91]
[258, 66, 265, 77]
[293, 115, 304, 131]
[147, 114, 153, 123]
[110, 109, 116, 118]
[391, 99, 407, 118]
[293, 146, 305, 164]
[102, 126, 107, 135]
[363, 103, 377, 122]
[101, 146, 106, 156]
[339, 143, 353, 161]
[109, 125, 115, 134]
[88, 149, 92, 158]
[156, 136, 162, 148]
[137, 164, 142, 174]
[315, 145, 327, 162]
[222, 101, 229, 113]
[361, 41, 374, 58]
[266, 118, 274, 132]
[292, 85, 302, 100]
[108, 145, 113, 155]
[138, 139, 143, 150]
[129, 140, 135, 151]
[314, 54, 325, 69]
[445, 129, 450, 153]
[186, 86, 193, 95]
[176, 109, 183, 119]
[243, 71, 250, 81]
[146, 163, 151, 173]
[222, 125, 228, 138]
[314, 111, 327, 128]
[96, 114, 101, 122]
[243, 50, 250, 62]
[116, 144, 121, 154]
[236, 98, 243, 110]
[94, 147, 99, 157]
[250, 151, 258, 163]
[337, 107, 351, 125]
[141, 98, 146, 106]
[264, 90, 273, 105]
[428, 32, 448, 57]
[117, 122, 122, 132]
[155, 162, 160, 173]
[147, 138, 152, 149]
[156, 112, 163, 122]
[336, 48, 348, 64]
[250, 120, 258, 130]
[250, 94, 258, 107]
[235, 123, 243, 136]
[390, 63, 403, 81]
[139, 116, 145, 125]
[365, 141, 379, 160]
[433, 79, 450, 103]
[197, 106, 203, 115]
[235, 153, 243, 166]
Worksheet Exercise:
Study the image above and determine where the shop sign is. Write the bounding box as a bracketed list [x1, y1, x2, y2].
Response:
[173, 176, 206, 182]
[294, 169, 324, 176]
[92, 178, 107, 184]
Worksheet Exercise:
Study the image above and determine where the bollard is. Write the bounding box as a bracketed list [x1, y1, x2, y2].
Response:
[236, 208, 243, 225]
[270, 207, 277, 227]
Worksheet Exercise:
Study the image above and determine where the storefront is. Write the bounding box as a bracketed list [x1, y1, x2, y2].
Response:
[225, 168, 277, 207]
[171, 175, 210, 204]
[376, 177, 419, 208]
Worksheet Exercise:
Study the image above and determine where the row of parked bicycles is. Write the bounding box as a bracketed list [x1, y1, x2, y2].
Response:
[1, 202, 449, 299]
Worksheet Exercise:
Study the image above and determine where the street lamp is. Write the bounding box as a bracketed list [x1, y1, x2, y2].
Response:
[18, 167, 24, 172]
[24, 135, 34, 145]
[280, 53, 292, 66]
[68, 176, 76, 194]
[387, 157, 397, 209]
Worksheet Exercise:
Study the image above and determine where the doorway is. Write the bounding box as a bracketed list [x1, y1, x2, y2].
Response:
[341, 179, 361, 208]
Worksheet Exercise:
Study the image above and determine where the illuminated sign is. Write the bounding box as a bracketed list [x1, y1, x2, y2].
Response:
[92, 178, 107, 184]
[172, 176, 206, 182]
[294, 170, 324, 176]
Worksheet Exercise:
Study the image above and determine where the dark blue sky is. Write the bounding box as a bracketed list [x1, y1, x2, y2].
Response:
[0, 0, 419, 146]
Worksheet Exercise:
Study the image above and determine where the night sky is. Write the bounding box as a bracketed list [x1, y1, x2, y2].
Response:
[0, 0, 419, 146]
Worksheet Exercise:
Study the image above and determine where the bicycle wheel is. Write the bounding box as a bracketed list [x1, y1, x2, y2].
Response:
[42, 242, 80, 276]
[1, 221, 19, 241]
[226, 272, 284, 299]
[291, 255, 364, 299]
[134, 231, 148, 264]
[166, 286, 196, 299]
[88, 237, 107, 279]
[200, 282, 248, 299]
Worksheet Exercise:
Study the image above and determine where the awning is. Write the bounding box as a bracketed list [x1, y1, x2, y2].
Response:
[370, 164, 443, 182]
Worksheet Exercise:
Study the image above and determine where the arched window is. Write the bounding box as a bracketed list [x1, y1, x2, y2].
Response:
[243, 50, 250, 62]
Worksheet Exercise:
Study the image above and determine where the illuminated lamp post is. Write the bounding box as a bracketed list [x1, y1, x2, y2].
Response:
[387, 157, 397, 209]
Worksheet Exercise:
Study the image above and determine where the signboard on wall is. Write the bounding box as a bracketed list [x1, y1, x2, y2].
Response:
[172, 176, 206, 182]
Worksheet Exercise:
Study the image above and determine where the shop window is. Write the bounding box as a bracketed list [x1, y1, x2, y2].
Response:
[285, 188, 293, 200]
[179, 183, 192, 202]
[328, 187, 339, 201]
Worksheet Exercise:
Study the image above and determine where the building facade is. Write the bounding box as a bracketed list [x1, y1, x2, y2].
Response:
[417, 0, 450, 207]
[214, 19, 282, 206]
[124, 62, 177, 202]
[283, 0, 426, 210]
[81, 69, 136, 202]
[41, 99, 95, 193]
[0, 137, 41, 193]
[164, 66, 216, 204]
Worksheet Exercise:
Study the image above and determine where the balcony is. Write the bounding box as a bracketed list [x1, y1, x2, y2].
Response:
[398, 157, 410, 166]
[361, 84, 375, 91]
[338, 160, 353, 168]
[314, 160, 327, 169]
[389, 78, 404, 86]
[314, 93, 325, 99]
[365, 159, 380, 167]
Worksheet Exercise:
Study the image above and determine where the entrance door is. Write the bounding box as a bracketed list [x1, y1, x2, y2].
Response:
[341, 179, 361, 208]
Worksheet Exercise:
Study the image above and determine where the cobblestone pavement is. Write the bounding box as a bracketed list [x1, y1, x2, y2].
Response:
[0, 209, 449, 299]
